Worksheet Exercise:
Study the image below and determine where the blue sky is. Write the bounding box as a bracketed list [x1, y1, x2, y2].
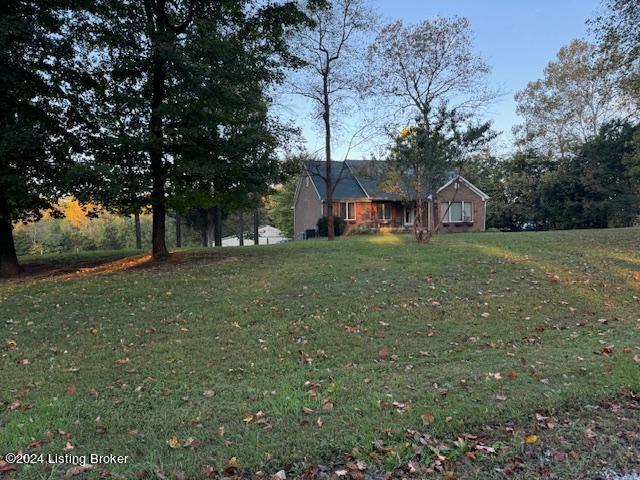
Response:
[285, 0, 603, 159]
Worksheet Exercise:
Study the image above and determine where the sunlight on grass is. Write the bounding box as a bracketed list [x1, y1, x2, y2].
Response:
[366, 233, 405, 245]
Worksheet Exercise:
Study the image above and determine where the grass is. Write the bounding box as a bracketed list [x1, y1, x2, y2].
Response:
[1, 228, 639, 479]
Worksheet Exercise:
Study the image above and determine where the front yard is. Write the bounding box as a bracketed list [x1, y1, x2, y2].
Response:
[1, 229, 639, 479]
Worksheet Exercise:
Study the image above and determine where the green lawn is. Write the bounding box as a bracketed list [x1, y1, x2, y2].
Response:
[1, 229, 639, 479]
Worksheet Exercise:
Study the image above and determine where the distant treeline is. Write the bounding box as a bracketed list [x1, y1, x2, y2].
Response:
[465, 121, 640, 232]
[13, 198, 273, 256]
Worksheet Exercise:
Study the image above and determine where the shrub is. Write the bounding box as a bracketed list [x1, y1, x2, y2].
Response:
[317, 215, 345, 237]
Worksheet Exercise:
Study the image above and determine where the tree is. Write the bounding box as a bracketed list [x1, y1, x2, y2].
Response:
[497, 150, 554, 231]
[592, 0, 640, 108]
[540, 121, 640, 228]
[366, 16, 496, 242]
[514, 39, 623, 159]
[291, 0, 375, 240]
[0, 1, 76, 277]
[75, 0, 307, 259]
[386, 112, 493, 242]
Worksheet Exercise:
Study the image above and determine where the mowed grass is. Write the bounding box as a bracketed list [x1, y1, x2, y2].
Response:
[1, 228, 639, 478]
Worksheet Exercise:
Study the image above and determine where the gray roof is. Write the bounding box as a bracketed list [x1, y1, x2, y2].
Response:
[304, 159, 407, 201]
[304, 160, 367, 200]
[303, 159, 488, 201]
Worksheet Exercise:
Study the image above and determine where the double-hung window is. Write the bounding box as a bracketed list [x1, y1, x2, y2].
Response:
[441, 201, 472, 223]
[339, 202, 355, 221]
[376, 203, 392, 221]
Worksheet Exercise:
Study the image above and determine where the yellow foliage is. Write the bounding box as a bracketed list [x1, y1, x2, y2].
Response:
[398, 126, 414, 139]
[59, 198, 90, 228]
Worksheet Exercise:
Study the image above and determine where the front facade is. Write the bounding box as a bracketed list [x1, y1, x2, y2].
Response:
[293, 160, 489, 239]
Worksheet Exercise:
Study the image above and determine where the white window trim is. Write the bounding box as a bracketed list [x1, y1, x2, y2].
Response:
[403, 205, 415, 226]
[442, 201, 473, 223]
[340, 201, 356, 221]
[377, 203, 392, 221]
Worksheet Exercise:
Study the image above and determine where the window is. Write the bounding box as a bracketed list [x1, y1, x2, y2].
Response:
[376, 203, 392, 221]
[339, 202, 355, 221]
[442, 201, 473, 223]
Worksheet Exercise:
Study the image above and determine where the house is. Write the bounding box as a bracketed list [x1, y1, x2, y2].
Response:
[293, 160, 489, 239]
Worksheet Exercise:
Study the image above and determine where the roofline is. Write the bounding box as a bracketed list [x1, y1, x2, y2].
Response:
[437, 174, 490, 200]
[298, 164, 322, 202]
[344, 160, 370, 199]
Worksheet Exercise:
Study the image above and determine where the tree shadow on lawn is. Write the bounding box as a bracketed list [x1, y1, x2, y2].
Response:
[3, 250, 244, 284]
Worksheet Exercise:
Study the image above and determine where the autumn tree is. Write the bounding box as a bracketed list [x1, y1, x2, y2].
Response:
[0, 1, 77, 277]
[592, 0, 640, 108]
[291, 0, 376, 240]
[514, 39, 624, 159]
[75, 0, 307, 259]
[366, 17, 496, 242]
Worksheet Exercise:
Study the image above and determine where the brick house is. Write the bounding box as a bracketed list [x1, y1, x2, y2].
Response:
[293, 160, 489, 239]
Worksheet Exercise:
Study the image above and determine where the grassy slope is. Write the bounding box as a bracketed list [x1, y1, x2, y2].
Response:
[1, 229, 639, 478]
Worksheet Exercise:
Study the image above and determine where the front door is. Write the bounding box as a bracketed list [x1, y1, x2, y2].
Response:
[404, 205, 415, 226]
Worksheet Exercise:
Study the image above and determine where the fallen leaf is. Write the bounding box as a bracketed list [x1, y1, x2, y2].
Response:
[66, 385, 77, 395]
[183, 437, 201, 449]
[600, 346, 614, 357]
[524, 434, 538, 444]
[65, 464, 95, 477]
[322, 397, 334, 410]
[28, 439, 42, 449]
[0, 461, 17, 474]
[507, 371, 518, 380]
[167, 436, 181, 449]
[421, 412, 434, 425]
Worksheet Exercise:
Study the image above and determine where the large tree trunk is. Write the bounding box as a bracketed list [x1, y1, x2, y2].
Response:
[201, 226, 208, 247]
[323, 72, 335, 240]
[253, 208, 260, 246]
[148, 19, 169, 259]
[0, 206, 21, 278]
[238, 210, 244, 246]
[175, 213, 182, 248]
[134, 211, 142, 250]
[214, 205, 222, 247]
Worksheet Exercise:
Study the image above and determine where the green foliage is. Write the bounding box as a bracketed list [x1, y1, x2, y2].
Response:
[0, 1, 78, 274]
[70, 0, 309, 256]
[317, 215, 345, 236]
[468, 122, 640, 231]
[265, 180, 296, 239]
[265, 153, 305, 238]
[539, 122, 640, 229]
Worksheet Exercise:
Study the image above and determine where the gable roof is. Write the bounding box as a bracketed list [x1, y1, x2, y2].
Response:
[437, 175, 490, 200]
[303, 160, 367, 200]
[302, 159, 489, 202]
